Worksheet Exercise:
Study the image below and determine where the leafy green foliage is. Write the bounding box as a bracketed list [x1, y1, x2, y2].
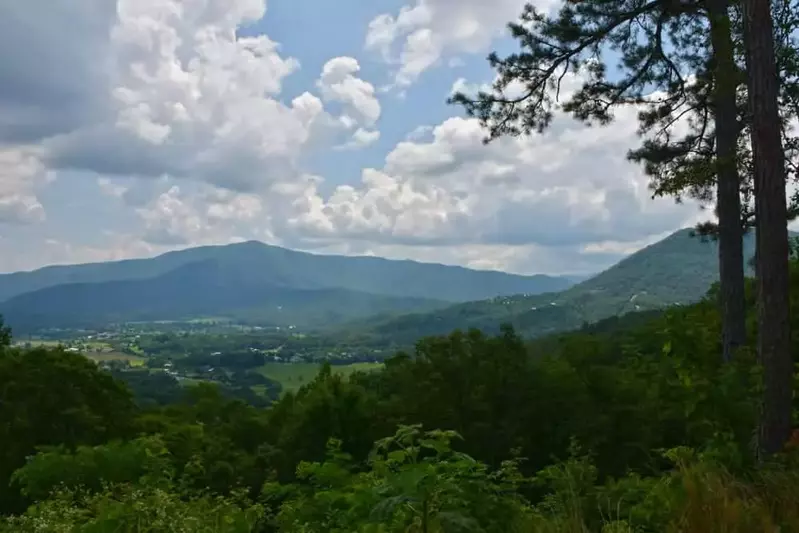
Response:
[264, 363, 382, 483]
[10, 437, 171, 503]
[133, 383, 276, 497]
[0, 483, 263, 533]
[276, 425, 532, 532]
[1, 260, 798, 531]
[0, 346, 137, 513]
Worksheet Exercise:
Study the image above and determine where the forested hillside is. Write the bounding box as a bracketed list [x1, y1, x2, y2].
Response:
[0, 240, 579, 331]
[2, 229, 778, 335]
[0, 240, 574, 303]
[3, 0, 799, 529]
[348, 229, 763, 343]
[0, 259, 449, 331]
[1, 260, 798, 531]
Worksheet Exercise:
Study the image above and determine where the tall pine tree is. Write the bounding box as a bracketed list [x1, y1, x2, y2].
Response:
[741, 0, 793, 458]
[708, 0, 747, 360]
[632, 0, 799, 237]
[450, 0, 749, 361]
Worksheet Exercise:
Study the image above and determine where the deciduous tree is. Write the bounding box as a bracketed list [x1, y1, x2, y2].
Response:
[0, 347, 136, 513]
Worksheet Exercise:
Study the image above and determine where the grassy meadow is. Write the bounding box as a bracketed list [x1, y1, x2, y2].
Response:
[257, 361, 383, 394]
[84, 352, 147, 367]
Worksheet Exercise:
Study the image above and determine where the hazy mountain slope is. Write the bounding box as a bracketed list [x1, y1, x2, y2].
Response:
[346, 229, 763, 343]
[0, 241, 574, 303]
[0, 259, 449, 331]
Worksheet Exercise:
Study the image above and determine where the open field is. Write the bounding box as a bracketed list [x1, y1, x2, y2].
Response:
[257, 361, 383, 394]
[83, 341, 115, 351]
[13, 340, 64, 348]
[84, 352, 146, 367]
[14, 339, 115, 351]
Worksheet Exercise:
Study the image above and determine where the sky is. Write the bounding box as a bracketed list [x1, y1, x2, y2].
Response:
[0, 0, 708, 276]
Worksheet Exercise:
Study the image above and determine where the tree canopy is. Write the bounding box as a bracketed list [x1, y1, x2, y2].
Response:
[0, 262, 798, 529]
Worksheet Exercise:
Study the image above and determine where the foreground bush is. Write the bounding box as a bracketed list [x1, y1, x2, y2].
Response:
[3, 426, 799, 532]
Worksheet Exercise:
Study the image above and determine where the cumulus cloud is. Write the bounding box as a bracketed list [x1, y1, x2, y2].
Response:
[43, 0, 325, 193]
[135, 183, 265, 246]
[284, 109, 699, 252]
[318, 57, 381, 126]
[109, 60, 703, 272]
[0, 0, 700, 275]
[0, 148, 48, 224]
[365, 0, 555, 87]
[0, 0, 382, 217]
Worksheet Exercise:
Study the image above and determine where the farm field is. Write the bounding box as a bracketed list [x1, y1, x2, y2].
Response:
[257, 361, 383, 394]
[84, 352, 147, 367]
[14, 339, 116, 351]
[13, 339, 63, 348]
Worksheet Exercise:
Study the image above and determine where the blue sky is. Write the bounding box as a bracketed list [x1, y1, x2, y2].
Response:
[255, 0, 501, 190]
[0, 0, 702, 275]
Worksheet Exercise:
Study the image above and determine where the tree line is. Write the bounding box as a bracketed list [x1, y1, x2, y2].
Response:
[0, 258, 798, 530]
[1, 0, 799, 529]
[451, 0, 798, 457]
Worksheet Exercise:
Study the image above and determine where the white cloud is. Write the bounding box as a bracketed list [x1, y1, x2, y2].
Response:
[0, 236, 158, 274]
[98, 67, 703, 272]
[0, 0, 382, 212]
[318, 57, 381, 126]
[335, 128, 381, 151]
[134, 183, 265, 246]
[0, 148, 49, 224]
[365, 0, 556, 87]
[45, 0, 324, 193]
[0, 0, 701, 276]
[405, 125, 433, 141]
[97, 177, 128, 199]
[284, 108, 699, 253]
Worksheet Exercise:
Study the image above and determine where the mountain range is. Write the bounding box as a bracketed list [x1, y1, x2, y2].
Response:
[0, 241, 575, 331]
[346, 229, 763, 343]
[1, 229, 775, 336]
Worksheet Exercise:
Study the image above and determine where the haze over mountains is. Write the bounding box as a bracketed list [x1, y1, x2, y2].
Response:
[0, 229, 774, 336]
[0, 241, 575, 331]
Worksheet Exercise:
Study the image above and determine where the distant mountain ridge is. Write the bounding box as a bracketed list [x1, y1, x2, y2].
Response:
[1, 259, 450, 330]
[345, 229, 773, 343]
[5, 229, 777, 336]
[0, 240, 574, 303]
[0, 240, 576, 331]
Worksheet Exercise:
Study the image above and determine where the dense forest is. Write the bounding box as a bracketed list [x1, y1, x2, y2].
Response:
[1, 257, 798, 532]
[3, 0, 799, 531]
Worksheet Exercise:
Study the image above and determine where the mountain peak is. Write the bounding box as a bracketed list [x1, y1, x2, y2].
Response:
[0, 240, 576, 331]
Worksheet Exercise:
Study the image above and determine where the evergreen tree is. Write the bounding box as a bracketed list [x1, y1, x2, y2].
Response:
[450, 0, 752, 361]
[0, 316, 9, 349]
[708, 0, 747, 361]
[741, 0, 793, 457]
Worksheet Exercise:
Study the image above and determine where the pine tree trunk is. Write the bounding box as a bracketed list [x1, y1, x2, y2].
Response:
[741, 0, 793, 458]
[708, 0, 747, 363]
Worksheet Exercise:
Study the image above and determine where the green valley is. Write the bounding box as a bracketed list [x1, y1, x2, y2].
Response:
[4, 0, 799, 528]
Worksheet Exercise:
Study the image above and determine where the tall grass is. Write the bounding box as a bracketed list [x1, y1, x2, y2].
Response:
[527, 450, 799, 533]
